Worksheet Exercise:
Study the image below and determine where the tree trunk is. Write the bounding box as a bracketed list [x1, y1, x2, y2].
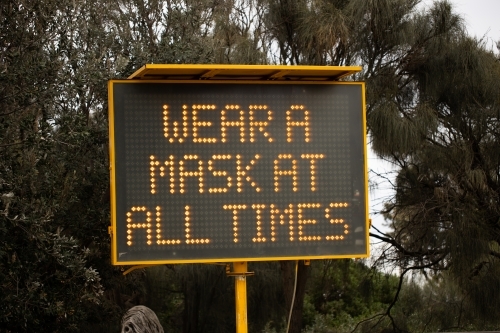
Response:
[182, 280, 200, 333]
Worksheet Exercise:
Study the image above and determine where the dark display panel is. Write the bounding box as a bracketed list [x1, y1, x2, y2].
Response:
[109, 81, 368, 264]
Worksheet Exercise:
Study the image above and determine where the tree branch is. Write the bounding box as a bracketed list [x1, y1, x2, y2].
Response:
[370, 231, 446, 258]
[0, 141, 25, 148]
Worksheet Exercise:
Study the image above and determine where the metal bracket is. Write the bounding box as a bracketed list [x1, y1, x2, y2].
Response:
[225, 263, 255, 277]
[108, 226, 113, 236]
[267, 70, 291, 80]
[303, 259, 311, 266]
[122, 265, 157, 276]
[200, 69, 223, 79]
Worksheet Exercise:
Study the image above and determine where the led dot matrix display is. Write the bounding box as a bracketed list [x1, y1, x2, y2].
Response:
[109, 81, 368, 264]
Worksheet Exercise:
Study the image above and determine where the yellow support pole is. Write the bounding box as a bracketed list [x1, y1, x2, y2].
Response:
[234, 261, 248, 333]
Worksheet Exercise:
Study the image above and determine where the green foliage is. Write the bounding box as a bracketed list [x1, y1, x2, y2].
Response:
[137, 262, 286, 333]
[2, 0, 500, 331]
[141, 264, 235, 332]
[303, 260, 399, 333]
[0, 0, 110, 330]
[366, 0, 500, 330]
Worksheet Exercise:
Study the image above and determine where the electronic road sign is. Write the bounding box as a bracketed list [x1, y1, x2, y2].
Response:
[108, 80, 368, 264]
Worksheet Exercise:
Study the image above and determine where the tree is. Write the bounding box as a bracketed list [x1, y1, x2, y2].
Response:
[305, 260, 399, 331]
[367, 1, 500, 328]
[262, 1, 441, 331]
[264, 0, 500, 329]
[4, 0, 499, 331]
[0, 0, 112, 330]
[264, 0, 353, 66]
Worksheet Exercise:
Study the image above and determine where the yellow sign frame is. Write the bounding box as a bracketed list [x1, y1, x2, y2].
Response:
[108, 65, 368, 266]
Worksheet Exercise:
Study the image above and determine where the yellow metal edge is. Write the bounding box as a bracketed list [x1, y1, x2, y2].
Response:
[128, 64, 362, 79]
[111, 79, 364, 85]
[134, 63, 362, 71]
[127, 65, 147, 79]
[108, 81, 118, 265]
[361, 82, 370, 256]
[137, 63, 361, 70]
[112, 253, 369, 266]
